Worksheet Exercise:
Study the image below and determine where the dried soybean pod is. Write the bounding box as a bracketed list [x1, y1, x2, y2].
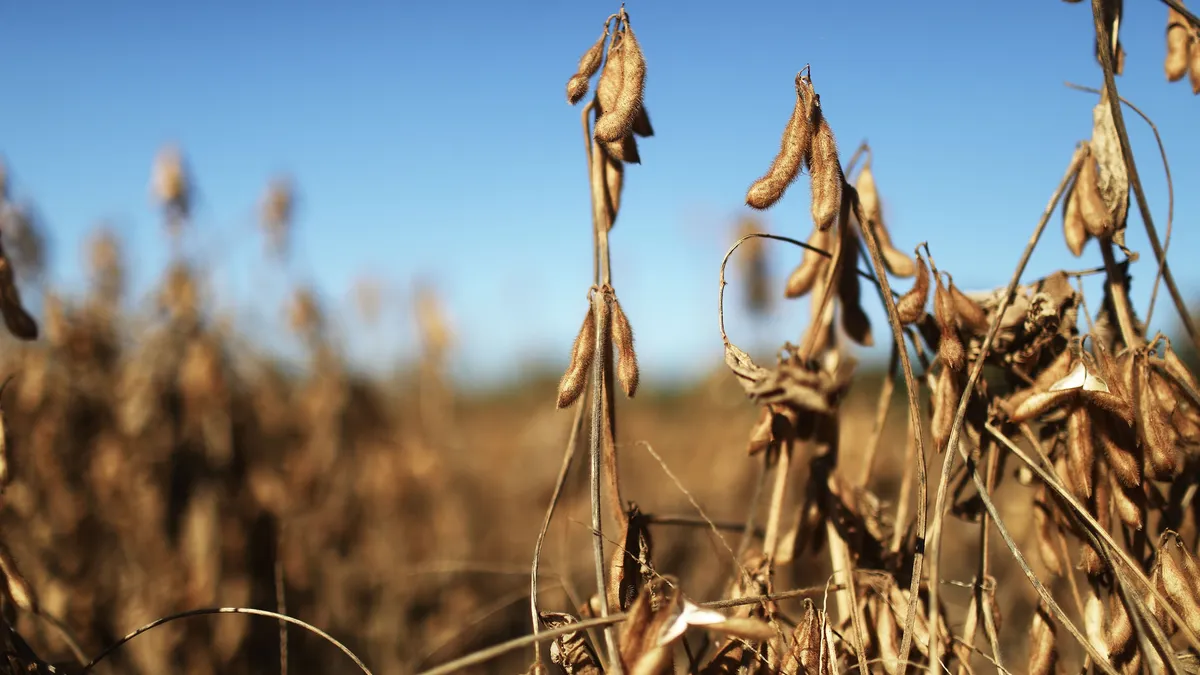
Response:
[856, 162, 915, 277]
[1160, 536, 1200, 636]
[784, 227, 831, 299]
[567, 74, 591, 106]
[1077, 145, 1115, 239]
[610, 294, 639, 397]
[1063, 172, 1090, 256]
[1034, 495, 1065, 575]
[836, 226, 873, 346]
[577, 31, 606, 77]
[896, 250, 930, 324]
[1137, 354, 1181, 480]
[593, 18, 646, 143]
[931, 367, 958, 454]
[807, 103, 842, 231]
[1094, 414, 1142, 489]
[948, 281, 988, 335]
[1111, 474, 1144, 530]
[1167, 7, 1191, 82]
[1068, 404, 1096, 498]
[934, 272, 964, 371]
[1028, 603, 1058, 675]
[746, 75, 814, 210]
[1161, 338, 1200, 393]
[557, 304, 597, 409]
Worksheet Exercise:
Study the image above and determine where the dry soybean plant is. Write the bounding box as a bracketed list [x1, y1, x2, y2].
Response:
[437, 2, 1200, 675]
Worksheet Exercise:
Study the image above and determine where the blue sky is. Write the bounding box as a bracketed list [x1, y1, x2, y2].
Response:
[1, 1, 1197, 389]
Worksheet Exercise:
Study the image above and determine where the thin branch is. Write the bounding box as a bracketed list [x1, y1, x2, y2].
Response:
[530, 392, 586, 663]
[1158, 0, 1200, 29]
[850, 187, 928, 674]
[924, 145, 1085, 670]
[1091, 0, 1200, 353]
[80, 608, 372, 675]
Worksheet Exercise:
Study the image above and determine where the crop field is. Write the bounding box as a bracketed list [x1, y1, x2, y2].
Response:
[1, 1, 1200, 674]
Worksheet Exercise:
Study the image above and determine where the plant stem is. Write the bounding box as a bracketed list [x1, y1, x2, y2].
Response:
[1090, 0, 1200, 353]
[529, 393, 586, 663]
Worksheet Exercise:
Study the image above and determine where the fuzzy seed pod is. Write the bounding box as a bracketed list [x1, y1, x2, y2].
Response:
[746, 76, 814, 210]
[1161, 340, 1200, 392]
[934, 273, 964, 371]
[1111, 476, 1143, 530]
[566, 28, 608, 104]
[931, 367, 959, 454]
[895, 250, 930, 324]
[1063, 173, 1090, 257]
[1160, 538, 1200, 637]
[1028, 603, 1058, 675]
[1191, 38, 1200, 94]
[1077, 146, 1115, 239]
[610, 295, 638, 397]
[1107, 591, 1135, 663]
[837, 226, 873, 346]
[567, 74, 590, 105]
[593, 20, 646, 143]
[1034, 496, 1065, 575]
[1082, 474, 1111, 578]
[1067, 405, 1095, 498]
[807, 107, 842, 232]
[557, 305, 597, 409]
[1167, 8, 1191, 82]
[856, 162, 915, 277]
[784, 228, 831, 299]
[1094, 414, 1142, 489]
[1149, 551, 1175, 634]
[1136, 355, 1180, 479]
[949, 282, 988, 335]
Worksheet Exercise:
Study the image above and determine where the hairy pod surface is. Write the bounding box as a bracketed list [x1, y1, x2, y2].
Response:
[556, 304, 597, 409]
[593, 20, 646, 143]
[1063, 172, 1090, 256]
[895, 251, 930, 324]
[1076, 146, 1114, 239]
[784, 228, 831, 299]
[746, 76, 814, 210]
[610, 294, 639, 397]
[807, 107, 842, 231]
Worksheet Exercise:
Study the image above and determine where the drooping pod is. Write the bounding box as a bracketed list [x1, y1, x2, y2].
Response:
[556, 304, 598, 409]
[1063, 168, 1090, 256]
[1075, 143, 1115, 239]
[806, 99, 842, 232]
[856, 161, 915, 277]
[610, 293, 639, 397]
[593, 18, 647, 144]
[1166, 6, 1191, 82]
[746, 74, 815, 210]
[933, 272, 965, 371]
[566, 26, 609, 104]
[784, 227, 831, 299]
[895, 248, 930, 324]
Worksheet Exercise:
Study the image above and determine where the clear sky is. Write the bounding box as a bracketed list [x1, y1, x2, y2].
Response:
[1, 1, 1197, 389]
